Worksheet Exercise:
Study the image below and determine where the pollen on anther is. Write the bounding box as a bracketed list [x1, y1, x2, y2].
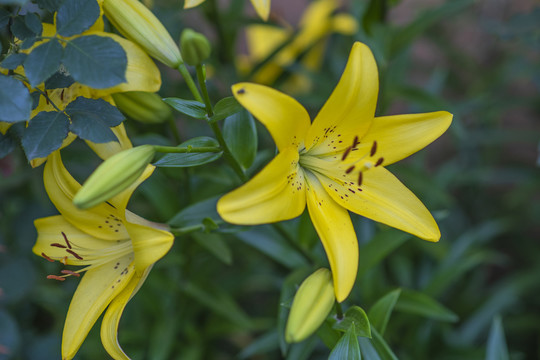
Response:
[47, 275, 65, 281]
[61, 270, 80, 277]
[42, 252, 55, 262]
[370, 141, 378, 157]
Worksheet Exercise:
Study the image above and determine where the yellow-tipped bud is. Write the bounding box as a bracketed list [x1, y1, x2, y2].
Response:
[73, 145, 156, 209]
[112, 91, 172, 124]
[285, 268, 335, 343]
[180, 29, 211, 66]
[102, 0, 183, 68]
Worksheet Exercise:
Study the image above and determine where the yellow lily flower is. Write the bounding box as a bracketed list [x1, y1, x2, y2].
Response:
[184, 0, 270, 22]
[218, 42, 453, 302]
[0, 13, 161, 166]
[238, 0, 358, 91]
[32, 147, 174, 359]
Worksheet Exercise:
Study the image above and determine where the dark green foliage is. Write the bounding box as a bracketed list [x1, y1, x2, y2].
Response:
[21, 111, 70, 160]
[56, 0, 100, 37]
[154, 136, 223, 167]
[24, 39, 63, 87]
[0, 75, 33, 122]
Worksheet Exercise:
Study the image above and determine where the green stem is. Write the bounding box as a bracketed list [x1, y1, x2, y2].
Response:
[335, 302, 344, 320]
[154, 145, 221, 153]
[271, 223, 315, 265]
[196, 65, 214, 117]
[177, 63, 203, 103]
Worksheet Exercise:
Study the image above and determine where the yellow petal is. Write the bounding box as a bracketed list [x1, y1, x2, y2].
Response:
[218, 147, 306, 224]
[62, 255, 135, 360]
[101, 267, 151, 360]
[305, 173, 358, 302]
[305, 42, 378, 154]
[232, 83, 311, 151]
[33, 215, 120, 266]
[44, 152, 129, 240]
[124, 213, 174, 272]
[184, 0, 205, 9]
[246, 25, 290, 62]
[0, 122, 11, 134]
[86, 123, 133, 161]
[330, 14, 359, 35]
[318, 166, 440, 241]
[355, 111, 453, 166]
[250, 0, 270, 21]
[84, 31, 162, 94]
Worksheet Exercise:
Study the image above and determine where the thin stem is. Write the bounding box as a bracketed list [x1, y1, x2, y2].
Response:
[271, 223, 315, 265]
[177, 63, 203, 103]
[335, 302, 344, 320]
[154, 145, 221, 153]
[32, 87, 63, 113]
[196, 65, 214, 117]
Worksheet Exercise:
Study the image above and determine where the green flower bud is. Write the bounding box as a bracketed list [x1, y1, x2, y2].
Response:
[102, 0, 183, 68]
[180, 29, 211, 66]
[73, 145, 156, 209]
[285, 268, 335, 343]
[112, 91, 172, 124]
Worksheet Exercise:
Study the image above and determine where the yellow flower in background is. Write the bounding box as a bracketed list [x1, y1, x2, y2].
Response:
[33, 146, 173, 359]
[101, 0, 183, 68]
[218, 42, 453, 302]
[238, 0, 358, 92]
[184, 0, 270, 21]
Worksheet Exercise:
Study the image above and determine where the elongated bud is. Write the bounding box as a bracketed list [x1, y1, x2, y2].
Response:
[112, 91, 172, 124]
[102, 0, 183, 68]
[73, 145, 155, 209]
[285, 268, 335, 343]
[180, 29, 211, 66]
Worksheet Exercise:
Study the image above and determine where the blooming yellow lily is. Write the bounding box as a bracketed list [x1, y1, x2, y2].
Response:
[184, 0, 270, 21]
[0, 12, 161, 166]
[32, 141, 174, 359]
[238, 0, 358, 90]
[218, 42, 453, 302]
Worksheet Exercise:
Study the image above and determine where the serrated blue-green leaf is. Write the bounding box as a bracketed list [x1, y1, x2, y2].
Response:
[333, 306, 371, 338]
[329, 325, 361, 360]
[0, 75, 32, 123]
[65, 97, 124, 143]
[56, 0, 100, 37]
[34, 0, 63, 12]
[163, 97, 207, 119]
[210, 96, 243, 123]
[0, 8, 12, 29]
[62, 35, 127, 89]
[154, 136, 222, 167]
[368, 289, 401, 336]
[24, 39, 63, 87]
[10, 16, 33, 40]
[45, 71, 75, 89]
[0, 53, 27, 70]
[223, 110, 257, 171]
[24, 12, 42, 35]
[21, 111, 70, 160]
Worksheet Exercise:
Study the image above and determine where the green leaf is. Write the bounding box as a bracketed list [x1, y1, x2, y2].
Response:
[395, 289, 458, 322]
[223, 110, 257, 171]
[362, 0, 386, 35]
[210, 96, 244, 122]
[44, 71, 75, 89]
[371, 329, 398, 360]
[0, 74, 33, 123]
[486, 316, 509, 360]
[24, 39, 63, 87]
[238, 331, 279, 360]
[21, 111, 70, 160]
[316, 319, 342, 350]
[66, 97, 124, 143]
[0, 53, 27, 70]
[56, 0, 100, 37]
[192, 232, 232, 265]
[163, 97, 207, 119]
[368, 289, 401, 336]
[0, 132, 15, 158]
[154, 136, 223, 167]
[167, 195, 221, 228]
[333, 306, 371, 338]
[34, 0, 63, 11]
[357, 229, 410, 278]
[62, 35, 127, 89]
[0, 8, 11, 29]
[329, 324, 361, 360]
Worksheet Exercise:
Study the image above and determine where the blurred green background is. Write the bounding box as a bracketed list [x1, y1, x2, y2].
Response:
[1, 0, 539, 359]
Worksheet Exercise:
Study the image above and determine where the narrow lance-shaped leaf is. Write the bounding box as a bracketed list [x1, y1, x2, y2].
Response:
[163, 97, 207, 119]
[395, 289, 458, 322]
[368, 289, 401, 336]
[223, 110, 257, 171]
[329, 324, 361, 360]
[486, 316, 510, 360]
[153, 137, 222, 167]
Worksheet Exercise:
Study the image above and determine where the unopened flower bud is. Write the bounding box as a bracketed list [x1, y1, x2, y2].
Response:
[112, 91, 172, 124]
[285, 268, 335, 343]
[180, 29, 211, 66]
[102, 0, 183, 68]
[73, 145, 156, 209]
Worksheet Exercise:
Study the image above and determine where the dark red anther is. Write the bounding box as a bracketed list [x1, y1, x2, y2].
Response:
[237, 88, 245, 95]
[358, 172, 363, 186]
[66, 249, 83, 260]
[352, 136, 360, 148]
[62, 232, 72, 249]
[341, 146, 352, 161]
[345, 165, 355, 174]
[60, 89, 65, 101]
[50, 243, 67, 248]
[370, 141, 377, 157]
[375, 157, 384, 167]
